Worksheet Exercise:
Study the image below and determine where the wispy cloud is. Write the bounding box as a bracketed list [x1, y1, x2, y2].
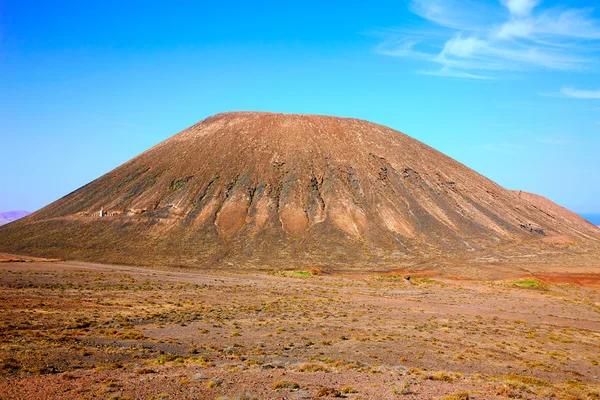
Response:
[483, 142, 524, 155]
[502, 0, 539, 18]
[561, 87, 600, 99]
[536, 137, 569, 145]
[417, 67, 493, 80]
[378, 0, 600, 79]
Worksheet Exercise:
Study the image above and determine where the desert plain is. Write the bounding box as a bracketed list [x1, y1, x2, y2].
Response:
[1, 255, 599, 400]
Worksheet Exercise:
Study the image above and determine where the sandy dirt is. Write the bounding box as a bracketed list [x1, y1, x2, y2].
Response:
[0, 260, 599, 399]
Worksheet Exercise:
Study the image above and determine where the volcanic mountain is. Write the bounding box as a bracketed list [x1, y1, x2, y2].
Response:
[1, 112, 598, 272]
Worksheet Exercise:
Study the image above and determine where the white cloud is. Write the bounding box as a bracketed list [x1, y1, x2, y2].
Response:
[378, 0, 600, 79]
[409, 0, 492, 31]
[418, 67, 493, 80]
[502, 0, 539, 18]
[495, 8, 600, 41]
[561, 87, 600, 99]
[534, 8, 600, 39]
[441, 34, 486, 57]
[493, 19, 534, 39]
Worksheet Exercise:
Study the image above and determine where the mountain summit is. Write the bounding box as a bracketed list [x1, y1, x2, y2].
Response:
[1, 112, 598, 271]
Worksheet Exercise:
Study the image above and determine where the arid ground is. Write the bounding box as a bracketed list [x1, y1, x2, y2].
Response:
[1, 257, 599, 399]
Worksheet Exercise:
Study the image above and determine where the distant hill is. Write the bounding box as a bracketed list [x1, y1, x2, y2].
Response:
[0, 211, 30, 226]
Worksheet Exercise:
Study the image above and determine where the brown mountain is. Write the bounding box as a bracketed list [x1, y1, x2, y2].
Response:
[1, 112, 598, 272]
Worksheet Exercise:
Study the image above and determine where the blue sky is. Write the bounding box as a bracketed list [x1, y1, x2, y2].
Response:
[1, 0, 599, 214]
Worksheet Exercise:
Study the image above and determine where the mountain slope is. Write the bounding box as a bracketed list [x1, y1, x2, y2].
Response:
[0, 112, 598, 271]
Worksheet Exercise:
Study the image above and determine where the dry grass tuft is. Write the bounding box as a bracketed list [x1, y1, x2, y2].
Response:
[271, 380, 300, 390]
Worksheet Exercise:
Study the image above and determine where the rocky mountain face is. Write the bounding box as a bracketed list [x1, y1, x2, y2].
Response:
[0, 112, 598, 271]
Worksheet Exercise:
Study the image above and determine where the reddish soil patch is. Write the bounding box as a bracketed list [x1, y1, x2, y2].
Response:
[0, 253, 62, 262]
[386, 269, 440, 278]
[535, 273, 600, 289]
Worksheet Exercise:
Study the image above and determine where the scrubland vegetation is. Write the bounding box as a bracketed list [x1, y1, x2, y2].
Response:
[0, 261, 599, 399]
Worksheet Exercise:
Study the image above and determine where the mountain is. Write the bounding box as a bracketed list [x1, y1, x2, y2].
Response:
[0, 112, 598, 273]
[0, 211, 30, 226]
